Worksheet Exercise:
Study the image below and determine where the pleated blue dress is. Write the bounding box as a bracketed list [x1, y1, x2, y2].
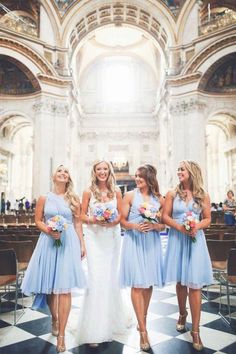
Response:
[120, 189, 164, 288]
[21, 192, 86, 301]
[164, 195, 213, 289]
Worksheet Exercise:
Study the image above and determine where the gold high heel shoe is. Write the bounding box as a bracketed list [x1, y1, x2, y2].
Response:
[176, 311, 188, 331]
[190, 330, 203, 351]
[139, 330, 150, 352]
[56, 335, 66, 353]
[51, 320, 59, 337]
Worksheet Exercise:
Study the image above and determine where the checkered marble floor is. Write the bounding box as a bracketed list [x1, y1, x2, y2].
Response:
[1, 283, 236, 354]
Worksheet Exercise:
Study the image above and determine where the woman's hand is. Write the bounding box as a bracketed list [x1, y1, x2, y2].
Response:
[135, 222, 165, 233]
[47, 229, 61, 239]
[80, 243, 86, 259]
[94, 219, 109, 227]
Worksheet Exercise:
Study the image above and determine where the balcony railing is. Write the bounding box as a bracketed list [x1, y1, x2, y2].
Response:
[199, 11, 236, 35]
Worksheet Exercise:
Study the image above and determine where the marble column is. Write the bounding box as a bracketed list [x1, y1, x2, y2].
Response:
[32, 96, 69, 196]
[168, 96, 207, 180]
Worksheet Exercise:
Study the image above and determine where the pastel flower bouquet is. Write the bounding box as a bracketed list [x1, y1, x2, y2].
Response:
[182, 211, 199, 243]
[93, 203, 118, 223]
[47, 215, 68, 247]
[138, 202, 161, 223]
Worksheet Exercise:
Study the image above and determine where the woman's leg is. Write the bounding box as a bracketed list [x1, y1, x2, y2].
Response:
[47, 294, 58, 322]
[176, 282, 188, 329]
[143, 286, 153, 326]
[189, 288, 201, 331]
[176, 282, 188, 314]
[131, 288, 150, 350]
[131, 288, 146, 331]
[189, 288, 203, 350]
[57, 293, 71, 350]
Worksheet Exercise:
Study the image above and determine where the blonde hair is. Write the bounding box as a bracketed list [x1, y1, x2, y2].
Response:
[53, 165, 79, 215]
[137, 164, 161, 198]
[175, 160, 206, 207]
[90, 159, 116, 201]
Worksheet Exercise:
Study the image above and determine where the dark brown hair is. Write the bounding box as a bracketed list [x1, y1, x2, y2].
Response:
[137, 164, 160, 198]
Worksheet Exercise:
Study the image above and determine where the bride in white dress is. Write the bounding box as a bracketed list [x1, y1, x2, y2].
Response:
[77, 159, 127, 346]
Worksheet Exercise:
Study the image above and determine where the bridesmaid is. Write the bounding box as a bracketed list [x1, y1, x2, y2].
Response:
[120, 164, 165, 351]
[21, 165, 86, 352]
[162, 160, 213, 351]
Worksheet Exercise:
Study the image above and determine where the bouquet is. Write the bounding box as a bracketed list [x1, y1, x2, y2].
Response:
[93, 203, 118, 223]
[47, 215, 68, 247]
[138, 202, 161, 223]
[182, 211, 199, 243]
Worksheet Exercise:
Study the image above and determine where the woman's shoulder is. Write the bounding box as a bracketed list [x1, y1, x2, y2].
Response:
[165, 190, 177, 199]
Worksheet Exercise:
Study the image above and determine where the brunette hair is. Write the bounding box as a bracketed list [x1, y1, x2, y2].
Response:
[137, 164, 160, 198]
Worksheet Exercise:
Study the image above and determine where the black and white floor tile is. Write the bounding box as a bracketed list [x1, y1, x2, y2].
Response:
[1, 284, 236, 354]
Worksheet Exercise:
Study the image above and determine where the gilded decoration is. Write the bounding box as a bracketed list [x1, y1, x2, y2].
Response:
[199, 2, 236, 35]
[0, 0, 39, 37]
[0, 13, 38, 37]
[0, 56, 40, 94]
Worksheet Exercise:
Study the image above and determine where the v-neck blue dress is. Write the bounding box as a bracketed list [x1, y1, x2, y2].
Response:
[120, 188, 164, 288]
[163, 194, 213, 289]
[21, 192, 86, 298]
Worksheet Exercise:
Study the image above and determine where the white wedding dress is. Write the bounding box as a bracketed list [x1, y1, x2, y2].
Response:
[76, 194, 128, 344]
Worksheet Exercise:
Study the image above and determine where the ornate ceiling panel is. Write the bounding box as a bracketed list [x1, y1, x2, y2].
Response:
[69, 3, 169, 52]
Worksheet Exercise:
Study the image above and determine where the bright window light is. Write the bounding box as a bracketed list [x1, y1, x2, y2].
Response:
[102, 57, 134, 103]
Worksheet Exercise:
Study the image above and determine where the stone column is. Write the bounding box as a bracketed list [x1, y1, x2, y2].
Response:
[32, 96, 69, 197]
[168, 96, 207, 180]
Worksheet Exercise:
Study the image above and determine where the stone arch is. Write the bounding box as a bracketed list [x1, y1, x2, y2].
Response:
[183, 34, 236, 75]
[0, 37, 56, 77]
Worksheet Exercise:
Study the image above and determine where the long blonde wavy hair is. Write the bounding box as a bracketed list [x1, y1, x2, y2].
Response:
[90, 160, 116, 201]
[175, 160, 206, 207]
[53, 165, 79, 215]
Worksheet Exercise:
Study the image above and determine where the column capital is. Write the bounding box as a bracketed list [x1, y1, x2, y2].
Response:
[169, 98, 206, 116]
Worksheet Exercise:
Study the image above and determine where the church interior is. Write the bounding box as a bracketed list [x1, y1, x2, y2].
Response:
[0, 1, 236, 353]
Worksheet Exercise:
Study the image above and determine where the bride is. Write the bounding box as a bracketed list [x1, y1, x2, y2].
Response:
[77, 159, 127, 346]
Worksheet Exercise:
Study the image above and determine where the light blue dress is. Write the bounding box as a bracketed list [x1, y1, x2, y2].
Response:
[21, 192, 86, 301]
[120, 189, 164, 288]
[164, 195, 213, 289]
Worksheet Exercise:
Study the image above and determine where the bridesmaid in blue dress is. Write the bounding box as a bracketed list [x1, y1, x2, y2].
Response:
[21, 165, 86, 352]
[120, 164, 165, 351]
[162, 160, 213, 352]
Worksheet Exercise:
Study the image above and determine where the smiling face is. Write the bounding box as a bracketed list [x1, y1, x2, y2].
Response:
[135, 169, 147, 189]
[94, 161, 110, 183]
[227, 190, 234, 199]
[177, 162, 190, 185]
[53, 165, 70, 184]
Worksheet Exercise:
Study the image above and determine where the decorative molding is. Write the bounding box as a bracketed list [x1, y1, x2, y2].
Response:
[37, 74, 72, 87]
[69, 3, 169, 52]
[166, 72, 202, 86]
[33, 98, 69, 116]
[79, 131, 158, 139]
[0, 37, 55, 76]
[169, 98, 206, 115]
[185, 35, 236, 75]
